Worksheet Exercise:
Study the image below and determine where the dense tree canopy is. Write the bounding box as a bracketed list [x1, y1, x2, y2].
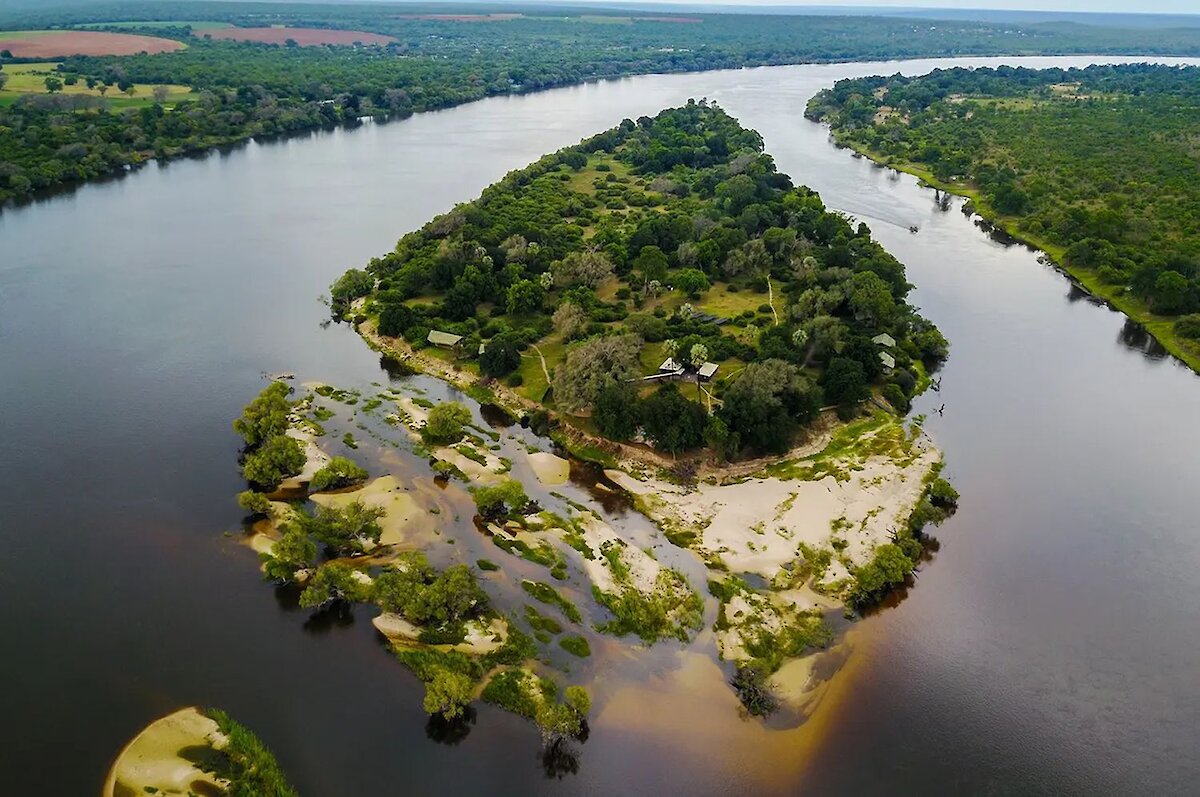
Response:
[809, 63, 1200, 368]
[348, 103, 943, 456]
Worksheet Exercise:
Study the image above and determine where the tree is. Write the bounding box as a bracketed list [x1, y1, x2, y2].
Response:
[561, 151, 587, 171]
[423, 402, 471, 444]
[242, 435, 305, 489]
[594, 382, 641, 440]
[687, 343, 709, 369]
[296, 500, 384, 556]
[377, 303, 415, 337]
[299, 562, 365, 609]
[262, 525, 318, 583]
[551, 250, 613, 289]
[552, 334, 643, 412]
[330, 268, 373, 307]
[882, 383, 909, 413]
[309, 456, 368, 492]
[237, 490, 273, 516]
[473, 479, 529, 520]
[123, 85, 137, 99]
[673, 268, 710, 297]
[424, 669, 474, 720]
[1152, 270, 1194, 315]
[719, 359, 820, 454]
[633, 246, 669, 285]
[552, 302, 588, 341]
[641, 385, 706, 454]
[152, 85, 170, 103]
[821, 356, 868, 411]
[848, 270, 896, 328]
[506, 278, 545, 315]
[234, 382, 293, 447]
[44, 77, 63, 94]
[480, 333, 522, 378]
[0, 72, 8, 92]
[97, 82, 108, 96]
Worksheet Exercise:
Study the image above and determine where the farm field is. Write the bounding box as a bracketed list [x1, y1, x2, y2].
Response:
[0, 30, 184, 57]
[0, 62, 191, 106]
[205, 26, 394, 46]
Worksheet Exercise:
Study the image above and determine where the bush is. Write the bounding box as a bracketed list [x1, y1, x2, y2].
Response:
[206, 709, 299, 797]
[558, 635, 591, 657]
[477, 558, 500, 571]
[473, 479, 529, 520]
[480, 333, 522, 378]
[640, 384, 706, 454]
[309, 456, 368, 492]
[330, 268, 374, 307]
[423, 402, 472, 444]
[1175, 314, 1200, 340]
[237, 490, 272, 516]
[730, 665, 778, 717]
[242, 434, 305, 490]
[882, 383, 909, 413]
[234, 382, 293, 447]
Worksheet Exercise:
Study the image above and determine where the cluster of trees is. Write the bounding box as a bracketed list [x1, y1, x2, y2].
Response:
[234, 381, 305, 490]
[809, 64, 1200, 358]
[7, 2, 1200, 205]
[355, 103, 945, 458]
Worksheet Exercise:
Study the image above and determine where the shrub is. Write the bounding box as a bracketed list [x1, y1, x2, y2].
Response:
[234, 382, 293, 447]
[422, 402, 472, 444]
[558, 635, 591, 657]
[237, 490, 272, 516]
[473, 479, 529, 520]
[309, 456, 368, 492]
[242, 435, 305, 490]
[1175, 314, 1200, 340]
[882, 383, 909, 413]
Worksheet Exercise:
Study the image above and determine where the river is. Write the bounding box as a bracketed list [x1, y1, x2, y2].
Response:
[2, 55, 1198, 796]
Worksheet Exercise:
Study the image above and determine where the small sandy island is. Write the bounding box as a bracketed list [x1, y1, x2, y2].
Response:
[103, 707, 225, 797]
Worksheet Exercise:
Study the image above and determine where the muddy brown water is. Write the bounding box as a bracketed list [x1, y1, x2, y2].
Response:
[2, 55, 1199, 795]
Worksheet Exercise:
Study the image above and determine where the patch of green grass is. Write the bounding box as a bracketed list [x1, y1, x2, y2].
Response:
[525, 604, 563, 635]
[558, 635, 591, 657]
[521, 580, 582, 624]
[476, 558, 500, 572]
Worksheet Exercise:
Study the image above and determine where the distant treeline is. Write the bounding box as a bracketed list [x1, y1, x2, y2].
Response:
[6, 3, 1200, 204]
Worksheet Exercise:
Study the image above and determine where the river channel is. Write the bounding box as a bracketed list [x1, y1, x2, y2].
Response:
[2, 55, 1198, 796]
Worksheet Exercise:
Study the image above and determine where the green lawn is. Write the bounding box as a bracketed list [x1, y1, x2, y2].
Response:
[0, 62, 192, 107]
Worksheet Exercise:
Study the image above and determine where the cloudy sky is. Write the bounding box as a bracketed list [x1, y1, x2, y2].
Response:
[589, 1, 1198, 12]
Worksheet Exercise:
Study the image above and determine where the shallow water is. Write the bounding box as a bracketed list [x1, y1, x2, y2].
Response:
[2, 55, 1199, 795]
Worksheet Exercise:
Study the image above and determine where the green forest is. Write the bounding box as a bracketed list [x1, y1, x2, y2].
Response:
[6, 1, 1200, 204]
[807, 63, 1200, 370]
[339, 102, 948, 459]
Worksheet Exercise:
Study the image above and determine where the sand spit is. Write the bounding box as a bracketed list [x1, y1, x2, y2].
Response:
[310, 475, 436, 549]
[102, 707, 225, 797]
[528, 451, 570, 485]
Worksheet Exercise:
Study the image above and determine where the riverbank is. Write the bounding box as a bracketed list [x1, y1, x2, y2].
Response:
[824, 137, 1200, 375]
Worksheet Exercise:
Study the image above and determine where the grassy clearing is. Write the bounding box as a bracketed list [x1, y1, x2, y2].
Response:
[765, 411, 922, 482]
[0, 62, 191, 107]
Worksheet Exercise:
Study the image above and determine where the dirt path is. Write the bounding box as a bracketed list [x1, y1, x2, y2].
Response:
[527, 343, 551, 385]
[767, 276, 780, 325]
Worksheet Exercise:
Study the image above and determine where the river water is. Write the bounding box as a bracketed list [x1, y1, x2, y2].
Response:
[2, 55, 1198, 796]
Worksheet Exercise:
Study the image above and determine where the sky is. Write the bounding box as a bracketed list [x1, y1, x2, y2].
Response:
[540, 1, 1200, 13]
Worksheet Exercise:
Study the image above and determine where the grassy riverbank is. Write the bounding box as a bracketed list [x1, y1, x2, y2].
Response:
[809, 64, 1200, 375]
[834, 138, 1200, 373]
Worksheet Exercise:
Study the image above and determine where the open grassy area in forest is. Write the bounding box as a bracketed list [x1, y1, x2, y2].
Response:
[0, 61, 191, 106]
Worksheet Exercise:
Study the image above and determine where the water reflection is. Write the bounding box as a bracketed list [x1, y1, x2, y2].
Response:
[425, 708, 476, 746]
[1118, 318, 1170, 359]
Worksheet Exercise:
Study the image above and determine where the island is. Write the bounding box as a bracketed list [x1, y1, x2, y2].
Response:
[232, 102, 957, 748]
[103, 706, 296, 797]
[806, 63, 1200, 372]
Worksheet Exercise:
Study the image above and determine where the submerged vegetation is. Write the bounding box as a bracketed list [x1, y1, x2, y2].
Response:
[809, 63, 1200, 370]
